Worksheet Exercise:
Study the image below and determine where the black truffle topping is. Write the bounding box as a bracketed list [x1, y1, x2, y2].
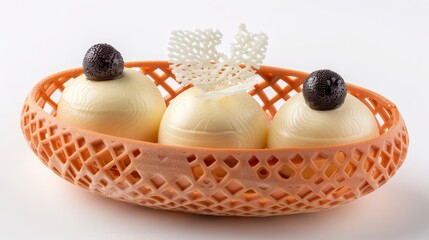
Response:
[83, 43, 124, 81]
[302, 70, 347, 111]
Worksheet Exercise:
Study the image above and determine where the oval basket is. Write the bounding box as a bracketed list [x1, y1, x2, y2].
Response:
[21, 61, 409, 217]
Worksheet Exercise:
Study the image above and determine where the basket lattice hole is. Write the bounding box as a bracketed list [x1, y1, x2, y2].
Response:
[70, 157, 83, 172]
[353, 149, 363, 161]
[87, 162, 99, 175]
[286, 197, 298, 205]
[117, 181, 130, 191]
[43, 88, 62, 114]
[116, 155, 131, 172]
[154, 68, 166, 78]
[378, 108, 392, 132]
[259, 199, 269, 207]
[97, 149, 113, 167]
[375, 113, 384, 129]
[137, 184, 152, 195]
[211, 166, 228, 183]
[363, 157, 375, 172]
[189, 191, 203, 200]
[369, 146, 380, 158]
[158, 85, 169, 98]
[288, 88, 300, 98]
[257, 167, 269, 179]
[401, 132, 408, 146]
[112, 145, 126, 157]
[270, 189, 288, 201]
[43, 104, 54, 115]
[394, 138, 402, 151]
[76, 137, 86, 148]
[165, 77, 181, 91]
[277, 80, 288, 89]
[198, 199, 215, 207]
[187, 154, 197, 163]
[212, 191, 228, 203]
[253, 94, 265, 108]
[242, 189, 259, 202]
[151, 195, 166, 203]
[372, 167, 383, 179]
[314, 177, 324, 185]
[379, 175, 388, 185]
[324, 163, 339, 178]
[322, 185, 335, 195]
[290, 154, 304, 167]
[307, 194, 321, 203]
[335, 151, 346, 163]
[363, 97, 377, 111]
[278, 165, 295, 179]
[336, 176, 346, 183]
[342, 192, 356, 200]
[150, 175, 167, 189]
[64, 171, 75, 182]
[319, 199, 331, 206]
[78, 175, 92, 189]
[162, 188, 177, 200]
[50, 88, 62, 104]
[248, 156, 260, 167]
[191, 165, 204, 180]
[297, 187, 312, 199]
[274, 101, 284, 112]
[228, 200, 239, 208]
[41, 142, 53, 158]
[392, 151, 401, 166]
[64, 144, 76, 157]
[266, 155, 279, 167]
[225, 180, 244, 195]
[129, 171, 142, 183]
[332, 187, 348, 199]
[203, 155, 216, 167]
[301, 166, 315, 180]
[132, 149, 141, 158]
[344, 162, 357, 177]
[175, 176, 192, 191]
[91, 140, 106, 153]
[108, 165, 120, 179]
[223, 155, 239, 168]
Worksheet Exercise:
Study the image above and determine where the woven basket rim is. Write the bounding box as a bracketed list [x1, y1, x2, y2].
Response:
[26, 61, 402, 153]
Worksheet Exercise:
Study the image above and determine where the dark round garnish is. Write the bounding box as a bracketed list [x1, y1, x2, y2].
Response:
[302, 69, 347, 111]
[83, 43, 124, 81]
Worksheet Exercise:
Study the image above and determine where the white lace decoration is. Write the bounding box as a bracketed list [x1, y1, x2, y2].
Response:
[168, 24, 268, 98]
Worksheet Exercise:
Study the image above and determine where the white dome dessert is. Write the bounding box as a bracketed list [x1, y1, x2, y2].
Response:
[57, 44, 166, 142]
[268, 69, 379, 148]
[159, 87, 267, 149]
[268, 93, 379, 148]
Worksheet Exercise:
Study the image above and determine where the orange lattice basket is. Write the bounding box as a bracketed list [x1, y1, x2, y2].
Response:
[20, 61, 409, 217]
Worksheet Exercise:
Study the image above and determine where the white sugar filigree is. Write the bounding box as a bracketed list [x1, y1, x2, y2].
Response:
[168, 24, 268, 98]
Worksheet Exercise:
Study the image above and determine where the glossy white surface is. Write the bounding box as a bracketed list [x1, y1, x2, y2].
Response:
[268, 93, 379, 148]
[57, 68, 166, 142]
[1, 0, 428, 239]
[159, 87, 267, 148]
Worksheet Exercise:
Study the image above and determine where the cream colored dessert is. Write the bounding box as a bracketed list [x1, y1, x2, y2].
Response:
[268, 92, 379, 148]
[57, 68, 166, 142]
[158, 25, 269, 149]
[159, 87, 267, 148]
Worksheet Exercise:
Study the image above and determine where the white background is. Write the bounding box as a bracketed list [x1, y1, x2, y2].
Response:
[1, 0, 428, 239]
